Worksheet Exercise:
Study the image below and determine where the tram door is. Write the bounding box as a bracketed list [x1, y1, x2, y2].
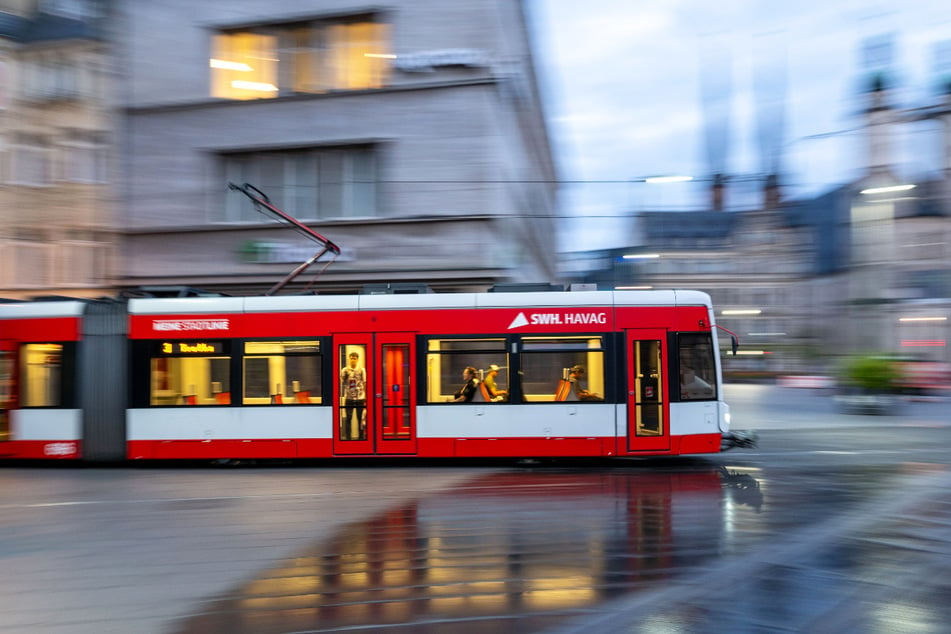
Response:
[333, 333, 416, 455]
[0, 341, 13, 443]
[624, 330, 670, 452]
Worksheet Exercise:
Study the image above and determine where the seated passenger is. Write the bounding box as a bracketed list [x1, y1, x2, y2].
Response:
[680, 365, 714, 399]
[568, 365, 603, 401]
[483, 364, 508, 401]
[452, 366, 479, 402]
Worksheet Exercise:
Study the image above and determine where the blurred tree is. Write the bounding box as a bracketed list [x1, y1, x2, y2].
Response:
[841, 355, 902, 392]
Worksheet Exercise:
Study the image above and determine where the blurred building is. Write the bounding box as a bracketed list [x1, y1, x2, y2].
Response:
[575, 65, 951, 370]
[0, 0, 117, 300]
[584, 190, 820, 374]
[114, 0, 558, 294]
[844, 71, 951, 363]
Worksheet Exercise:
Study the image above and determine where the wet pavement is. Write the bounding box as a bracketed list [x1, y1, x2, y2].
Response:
[161, 461, 951, 634]
[1, 384, 950, 633]
[546, 464, 951, 633]
[171, 466, 764, 633]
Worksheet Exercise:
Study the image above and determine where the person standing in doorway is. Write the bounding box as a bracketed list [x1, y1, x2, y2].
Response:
[341, 351, 367, 439]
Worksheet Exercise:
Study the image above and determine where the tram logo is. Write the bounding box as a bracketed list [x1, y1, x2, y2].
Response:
[507, 311, 608, 329]
[507, 313, 530, 329]
[44, 442, 78, 457]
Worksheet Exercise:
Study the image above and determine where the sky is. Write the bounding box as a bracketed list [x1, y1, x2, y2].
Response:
[528, 0, 951, 252]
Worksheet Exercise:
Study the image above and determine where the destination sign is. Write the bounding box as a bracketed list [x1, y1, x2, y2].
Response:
[152, 319, 230, 332]
[156, 341, 226, 355]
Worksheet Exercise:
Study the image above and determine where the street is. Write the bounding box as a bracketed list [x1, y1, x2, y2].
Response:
[1, 384, 949, 633]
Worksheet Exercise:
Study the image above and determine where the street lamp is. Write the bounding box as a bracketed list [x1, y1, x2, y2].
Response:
[860, 184, 915, 195]
[628, 175, 696, 210]
[643, 175, 694, 184]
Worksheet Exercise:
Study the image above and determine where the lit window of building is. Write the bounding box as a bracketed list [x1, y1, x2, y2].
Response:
[210, 17, 390, 100]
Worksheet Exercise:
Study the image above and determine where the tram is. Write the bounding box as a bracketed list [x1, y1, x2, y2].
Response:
[0, 289, 743, 462]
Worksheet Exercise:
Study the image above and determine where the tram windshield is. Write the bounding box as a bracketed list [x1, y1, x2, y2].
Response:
[678, 334, 717, 401]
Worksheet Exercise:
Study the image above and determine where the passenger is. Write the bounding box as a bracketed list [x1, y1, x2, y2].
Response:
[568, 365, 602, 401]
[680, 364, 713, 399]
[483, 364, 508, 401]
[341, 351, 367, 439]
[452, 366, 479, 402]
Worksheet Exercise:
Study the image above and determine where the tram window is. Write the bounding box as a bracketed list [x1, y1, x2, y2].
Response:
[677, 333, 717, 401]
[151, 350, 230, 406]
[425, 338, 507, 403]
[243, 340, 322, 405]
[520, 336, 605, 402]
[20, 343, 68, 407]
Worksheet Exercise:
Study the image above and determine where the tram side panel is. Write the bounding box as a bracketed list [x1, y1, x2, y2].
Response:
[415, 403, 617, 458]
[0, 303, 85, 459]
[123, 294, 727, 461]
[126, 300, 341, 460]
[616, 303, 726, 456]
[127, 301, 631, 460]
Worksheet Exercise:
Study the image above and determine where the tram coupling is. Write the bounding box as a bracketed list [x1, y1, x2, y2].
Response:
[721, 430, 758, 451]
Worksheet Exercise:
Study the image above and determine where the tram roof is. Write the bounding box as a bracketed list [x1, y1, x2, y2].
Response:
[0, 300, 87, 319]
[126, 290, 712, 315]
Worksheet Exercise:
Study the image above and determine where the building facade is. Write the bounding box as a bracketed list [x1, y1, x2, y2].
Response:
[0, 0, 117, 300]
[574, 78, 951, 371]
[116, 0, 558, 294]
[596, 201, 820, 375]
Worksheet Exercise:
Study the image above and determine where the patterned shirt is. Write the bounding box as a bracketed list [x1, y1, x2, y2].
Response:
[341, 366, 366, 401]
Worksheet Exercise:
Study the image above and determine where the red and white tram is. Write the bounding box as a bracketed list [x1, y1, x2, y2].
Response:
[0, 289, 740, 462]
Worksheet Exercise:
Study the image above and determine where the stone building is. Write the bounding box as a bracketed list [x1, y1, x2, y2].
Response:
[604, 196, 819, 374]
[575, 73, 951, 370]
[0, 0, 116, 300]
[114, 0, 558, 294]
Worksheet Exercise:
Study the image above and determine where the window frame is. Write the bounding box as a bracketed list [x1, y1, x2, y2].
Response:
[517, 334, 610, 403]
[132, 337, 330, 408]
[241, 338, 324, 405]
[218, 144, 378, 223]
[671, 332, 718, 402]
[18, 342, 76, 408]
[209, 13, 390, 100]
[418, 333, 616, 405]
[421, 335, 509, 404]
[145, 340, 232, 407]
[11, 136, 52, 187]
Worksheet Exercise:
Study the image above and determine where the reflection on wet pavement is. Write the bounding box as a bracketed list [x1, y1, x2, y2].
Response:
[173, 464, 764, 633]
[549, 464, 951, 634]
